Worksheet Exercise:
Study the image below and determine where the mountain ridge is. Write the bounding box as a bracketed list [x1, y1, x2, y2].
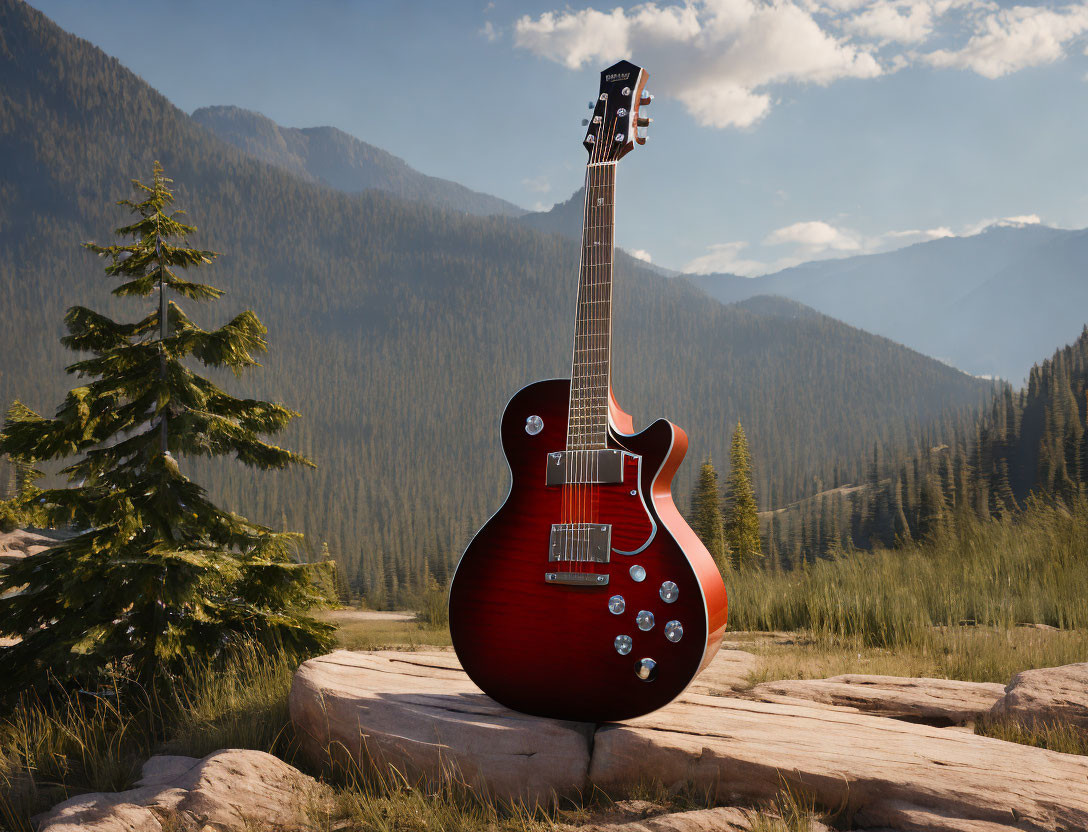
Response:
[191, 104, 526, 218]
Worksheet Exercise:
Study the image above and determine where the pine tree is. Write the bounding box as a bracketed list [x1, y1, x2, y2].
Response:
[724, 422, 763, 568]
[0, 163, 333, 695]
[689, 456, 730, 576]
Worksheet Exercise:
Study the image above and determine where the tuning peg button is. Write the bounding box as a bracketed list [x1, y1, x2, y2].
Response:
[640, 92, 654, 105]
[637, 117, 652, 127]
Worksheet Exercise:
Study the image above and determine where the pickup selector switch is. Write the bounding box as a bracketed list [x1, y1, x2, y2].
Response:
[659, 581, 678, 603]
[635, 658, 658, 681]
[525, 415, 543, 435]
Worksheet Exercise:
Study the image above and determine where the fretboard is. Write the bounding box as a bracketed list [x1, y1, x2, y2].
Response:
[567, 162, 616, 450]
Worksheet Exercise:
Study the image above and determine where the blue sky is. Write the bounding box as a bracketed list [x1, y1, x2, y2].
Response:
[27, 0, 1088, 273]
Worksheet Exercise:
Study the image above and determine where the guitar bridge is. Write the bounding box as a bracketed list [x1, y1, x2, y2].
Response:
[544, 571, 609, 586]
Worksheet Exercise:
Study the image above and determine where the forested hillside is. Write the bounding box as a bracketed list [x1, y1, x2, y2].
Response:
[192, 105, 526, 218]
[767, 327, 1088, 567]
[0, 0, 989, 605]
[689, 224, 1088, 383]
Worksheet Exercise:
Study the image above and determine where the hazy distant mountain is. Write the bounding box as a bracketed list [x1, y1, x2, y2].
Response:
[519, 186, 585, 237]
[688, 224, 1088, 382]
[192, 105, 526, 218]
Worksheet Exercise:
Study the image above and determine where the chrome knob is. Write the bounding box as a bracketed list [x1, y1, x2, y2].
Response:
[636, 610, 655, 631]
[665, 620, 683, 642]
[524, 415, 543, 435]
[614, 634, 633, 655]
[635, 658, 658, 681]
[608, 595, 625, 614]
[659, 581, 678, 603]
[629, 564, 646, 582]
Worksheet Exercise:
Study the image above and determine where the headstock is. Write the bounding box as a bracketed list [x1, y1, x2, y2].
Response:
[582, 60, 652, 163]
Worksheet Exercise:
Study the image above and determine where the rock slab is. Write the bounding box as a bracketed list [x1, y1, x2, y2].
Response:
[750, 674, 1006, 725]
[36, 749, 323, 832]
[990, 662, 1088, 730]
[289, 649, 593, 805]
[292, 650, 1088, 832]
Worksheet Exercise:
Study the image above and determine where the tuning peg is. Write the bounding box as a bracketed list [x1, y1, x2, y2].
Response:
[637, 116, 652, 127]
[640, 91, 654, 105]
[636, 126, 648, 145]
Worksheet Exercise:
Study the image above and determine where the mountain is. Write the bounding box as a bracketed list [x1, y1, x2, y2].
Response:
[519, 187, 585, 237]
[191, 105, 526, 218]
[0, 0, 989, 605]
[688, 224, 1088, 383]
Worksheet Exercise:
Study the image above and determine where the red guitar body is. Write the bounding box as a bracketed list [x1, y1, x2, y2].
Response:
[449, 379, 729, 722]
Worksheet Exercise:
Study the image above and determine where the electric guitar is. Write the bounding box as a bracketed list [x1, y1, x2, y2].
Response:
[449, 60, 728, 722]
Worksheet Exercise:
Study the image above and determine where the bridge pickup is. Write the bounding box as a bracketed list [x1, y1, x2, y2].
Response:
[549, 523, 612, 563]
[545, 449, 624, 486]
[545, 571, 609, 586]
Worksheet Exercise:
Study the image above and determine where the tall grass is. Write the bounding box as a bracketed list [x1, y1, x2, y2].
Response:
[0, 643, 299, 828]
[730, 498, 1088, 648]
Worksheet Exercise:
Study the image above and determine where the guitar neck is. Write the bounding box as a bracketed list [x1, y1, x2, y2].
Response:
[567, 161, 617, 451]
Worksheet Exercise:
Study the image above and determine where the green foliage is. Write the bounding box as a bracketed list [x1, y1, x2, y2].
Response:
[725, 423, 762, 569]
[730, 497, 1088, 648]
[0, 0, 991, 605]
[0, 163, 333, 697]
[769, 327, 1088, 562]
[689, 456, 730, 575]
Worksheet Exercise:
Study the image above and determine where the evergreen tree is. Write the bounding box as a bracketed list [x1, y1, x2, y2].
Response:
[724, 422, 763, 568]
[0, 163, 333, 695]
[689, 456, 730, 576]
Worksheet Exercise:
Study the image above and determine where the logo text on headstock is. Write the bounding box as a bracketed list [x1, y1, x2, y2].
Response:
[605, 72, 631, 81]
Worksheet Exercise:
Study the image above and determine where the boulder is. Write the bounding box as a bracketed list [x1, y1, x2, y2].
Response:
[684, 649, 759, 694]
[36, 749, 325, 832]
[749, 675, 1005, 725]
[292, 650, 1088, 831]
[0, 528, 63, 561]
[990, 662, 1088, 730]
[590, 693, 1088, 832]
[289, 649, 594, 805]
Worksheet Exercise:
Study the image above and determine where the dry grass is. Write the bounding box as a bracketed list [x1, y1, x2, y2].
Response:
[975, 716, 1088, 756]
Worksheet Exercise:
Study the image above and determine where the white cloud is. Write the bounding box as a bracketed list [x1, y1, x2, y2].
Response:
[479, 20, 500, 42]
[764, 219, 863, 252]
[628, 248, 654, 262]
[514, 0, 883, 128]
[522, 175, 551, 193]
[683, 241, 794, 275]
[923, 4, 1088, 77]
[844, 0, 936, 44]
[960, 213, 1042, 235]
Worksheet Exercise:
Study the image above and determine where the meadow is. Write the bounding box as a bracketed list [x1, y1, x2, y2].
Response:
[3, 498, 1086, 830]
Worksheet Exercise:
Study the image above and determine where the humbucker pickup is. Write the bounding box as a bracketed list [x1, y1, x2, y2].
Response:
[545, 449, 624, 486]
[549, 522, 612, 563]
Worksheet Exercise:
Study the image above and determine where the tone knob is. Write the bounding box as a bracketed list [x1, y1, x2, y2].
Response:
[665, 620, 683, 642]
[524, 415, 543, 435]
[636, 610, 655, 631]
[614, 634, 633, 655]
[629, 565, 646, 582]
[659, 581, 678, 603]
[635, 658, 658, 681]
[608, 595, 625, 614]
